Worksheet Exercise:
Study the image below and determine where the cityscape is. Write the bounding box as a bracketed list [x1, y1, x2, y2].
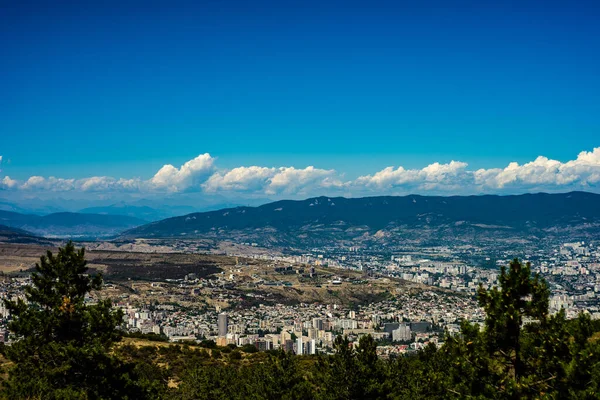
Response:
[1, 0, 600, 398]
[2, 237, 598, 358]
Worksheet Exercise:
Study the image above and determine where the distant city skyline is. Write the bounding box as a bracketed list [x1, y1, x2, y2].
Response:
[1, 1, 599, 201]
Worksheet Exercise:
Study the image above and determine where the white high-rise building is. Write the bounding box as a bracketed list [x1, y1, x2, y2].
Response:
[296, 337, 303, 355]
[392, 324, 411, 342]
[218, 313, 228, 337]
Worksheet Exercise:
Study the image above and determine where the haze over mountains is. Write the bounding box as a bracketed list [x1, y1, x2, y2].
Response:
[0, 224, 50, 244]
[78, 203, 179, 222]
[77, 200, 255, 221]
[123, 191, 600, 248]
[0, 196, 270, 239]
[0, 210, 145, 239]
[0, 195, 271, 220]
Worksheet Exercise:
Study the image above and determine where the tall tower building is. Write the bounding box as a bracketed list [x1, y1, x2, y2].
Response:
[218, 313, 228, 337]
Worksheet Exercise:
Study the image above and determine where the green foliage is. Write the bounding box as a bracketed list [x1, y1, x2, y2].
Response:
[124, 331, 169, 342]
[174, 349, 315, 400]
[199, 339, 217, 348]
[316, 334, 389, 399]
[477, 259, 550, 383]
[1, 242, 157, 399]
[220, 345, 232, 354]
[241, 343, 259, 353]
[439, 258, 600, 399]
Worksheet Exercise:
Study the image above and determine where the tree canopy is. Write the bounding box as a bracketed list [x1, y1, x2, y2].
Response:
[1, 242, 155, 399]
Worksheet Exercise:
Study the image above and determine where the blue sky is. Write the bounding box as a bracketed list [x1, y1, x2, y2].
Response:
[1, 0, 600, 203]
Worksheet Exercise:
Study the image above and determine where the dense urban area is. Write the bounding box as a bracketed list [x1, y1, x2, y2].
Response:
[1, 238, 598, 358]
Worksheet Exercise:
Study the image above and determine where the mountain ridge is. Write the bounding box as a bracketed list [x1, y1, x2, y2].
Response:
[122, 191, 600, 246]
[0, 224, 55, 244]
[0, 210, 146, 239]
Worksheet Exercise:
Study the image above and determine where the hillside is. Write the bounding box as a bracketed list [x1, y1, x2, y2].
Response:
[0, 210, 146, 239]
[0, 225, 53, 245]
[79, 203, 173, 221]
[122, 191, 600, 247]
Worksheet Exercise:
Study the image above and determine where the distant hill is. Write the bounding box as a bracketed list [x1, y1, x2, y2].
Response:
[0, 199, 63, 215]
[122, 191, 600, 247]
[0, 224, 52, 244]
[79, 204, 167, 221]
[79, 202, 245, 221]
[0, 210, 146, 239]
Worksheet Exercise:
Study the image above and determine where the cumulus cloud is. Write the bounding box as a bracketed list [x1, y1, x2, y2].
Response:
[1, 176, 18, 189]
[268, 166, 341, 195]
[1, 148, 600, 197]
[77, 177, 143, 192]
[0, 175, 143, 192]
[150, 153, 215, 191]
[204, 166, 276, 192]
[204, 165, 341, 195]
[474, 148, 600, 189]
[78, 176, 120, 192]
[355, 160, 469, 191]
[20, 176, 76, 191]
[354, 148, 600, 193]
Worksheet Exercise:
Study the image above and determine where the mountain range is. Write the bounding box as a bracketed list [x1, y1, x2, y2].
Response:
[122, 191, 600, 248]
[77, 201, 252, 221]
[0, 195, 272, 221]
[0, 224, 51, 244]
[0, 210, 145, 239]
[78, 204, 174, 222]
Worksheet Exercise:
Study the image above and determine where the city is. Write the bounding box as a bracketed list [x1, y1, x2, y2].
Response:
[2, 0, 600, 397]
[2, 237, 598, 358]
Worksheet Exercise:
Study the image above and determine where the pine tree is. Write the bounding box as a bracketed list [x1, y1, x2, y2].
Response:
[1, 242, 146, 399]
[320, 335, 356, 399]
[477, 259, 549, 388]
[317, 335, 387, 400]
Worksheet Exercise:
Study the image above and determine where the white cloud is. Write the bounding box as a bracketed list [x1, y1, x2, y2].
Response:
[1, 148, 600, 197]
[20, 176, 76, 191]
[203, 165, 341, 195]
[1, 176, 18, 189]
[78, 176, 118, 192]
[150, 153, 216, 192]
[203, 166, 276, 192]
[20, 176, 48, 190]
[474, 148, 600, 189]
[355, 160, 469, 191]
[76, 176, 143, 192]
[267, 166, 341, 195]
